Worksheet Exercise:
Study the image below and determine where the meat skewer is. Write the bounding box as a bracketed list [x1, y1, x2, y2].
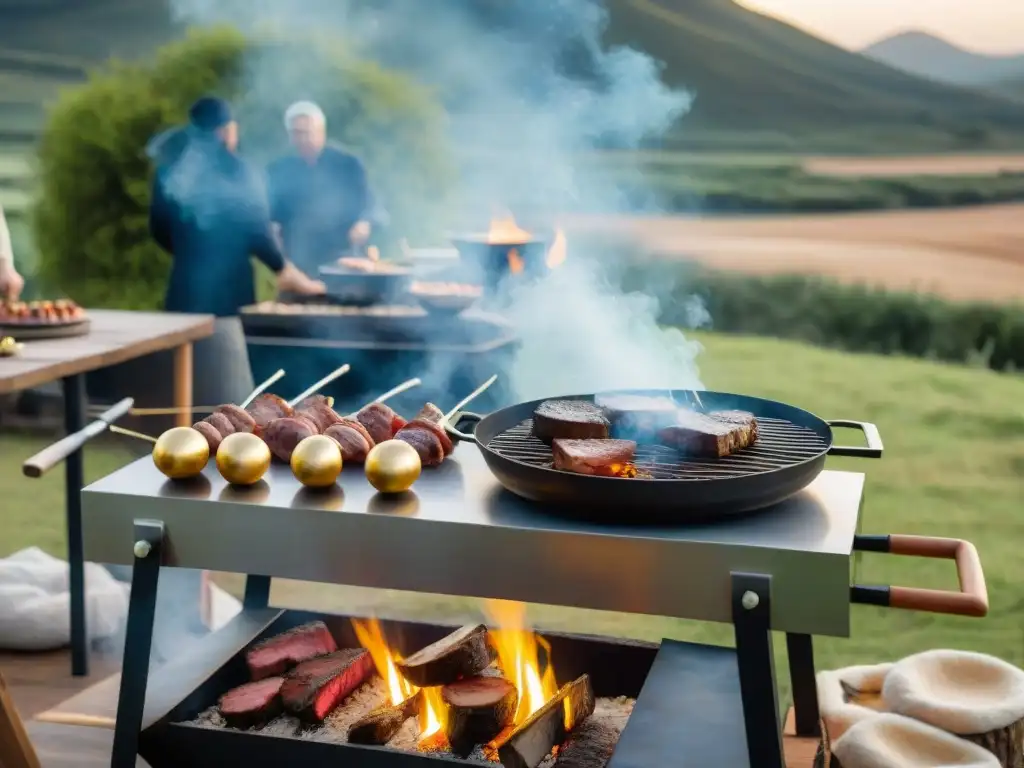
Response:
[97, 369, 286, 418]
[394, 375, 498, 468]
[322, 378, 423, 464]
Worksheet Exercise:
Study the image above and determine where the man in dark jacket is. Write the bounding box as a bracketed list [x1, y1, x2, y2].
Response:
[266, 101, 384, 275]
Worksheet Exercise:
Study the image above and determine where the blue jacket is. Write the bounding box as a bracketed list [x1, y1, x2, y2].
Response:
[149, 132, 285, 317]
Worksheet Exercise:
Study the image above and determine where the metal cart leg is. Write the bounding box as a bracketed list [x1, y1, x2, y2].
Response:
[243, 575, 272, 609]
[787, 633, 821, 737]
[111, 520, 164, 768]
[62, 373, 88, 677]
[732, 572, 785, 768]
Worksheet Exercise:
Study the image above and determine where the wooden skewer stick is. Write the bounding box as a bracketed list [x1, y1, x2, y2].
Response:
[287, 363, 351, 408]
[109, 425, 158, 444]
[113, 369, 288, 416]
[444, 375, 498, 422]
[345, 378, 422, 419]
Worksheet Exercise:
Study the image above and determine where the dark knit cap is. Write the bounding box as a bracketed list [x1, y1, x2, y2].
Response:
[188, 97, 233, 131]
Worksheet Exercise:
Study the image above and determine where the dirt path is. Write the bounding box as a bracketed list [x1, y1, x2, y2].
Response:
[568, 204, 1024, 303]
[803, 154, 1024, 177]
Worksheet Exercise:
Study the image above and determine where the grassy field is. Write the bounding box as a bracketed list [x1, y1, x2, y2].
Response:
[2, 331, 1022, 704]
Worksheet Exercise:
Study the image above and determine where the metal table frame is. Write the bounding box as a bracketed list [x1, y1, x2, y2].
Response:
[84, 455, 866, 768]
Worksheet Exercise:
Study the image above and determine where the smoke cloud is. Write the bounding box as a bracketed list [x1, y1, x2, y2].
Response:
[168, 0, 706, 398]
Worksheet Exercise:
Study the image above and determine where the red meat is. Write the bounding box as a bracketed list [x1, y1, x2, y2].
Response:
[218, 676, 285, 728]
[245, 621, 338, 681]
[280, 649, 374, 723]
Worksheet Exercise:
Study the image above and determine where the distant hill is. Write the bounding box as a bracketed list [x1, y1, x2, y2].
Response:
[4, 0, 1024, 150]
[862, 30, 1024, 86]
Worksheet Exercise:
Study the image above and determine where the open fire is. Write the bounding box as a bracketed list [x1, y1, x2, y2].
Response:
[483, 212, 567, 275]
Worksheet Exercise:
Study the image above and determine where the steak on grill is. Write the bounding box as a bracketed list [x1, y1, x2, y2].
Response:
[552, 439, 637, 476]
[279, 649, 374, 723]
[246, 621, 338, 680]
[532, 400, 610, 442]
[657, 410, 758, 458]
[218, 676, 285, 728]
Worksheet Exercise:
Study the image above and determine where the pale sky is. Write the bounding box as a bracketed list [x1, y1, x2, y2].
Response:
[739, 0, 1024, 54]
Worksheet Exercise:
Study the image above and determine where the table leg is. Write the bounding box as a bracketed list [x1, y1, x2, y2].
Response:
[62, 374, 88, 677]
[172, 342, 193, 428]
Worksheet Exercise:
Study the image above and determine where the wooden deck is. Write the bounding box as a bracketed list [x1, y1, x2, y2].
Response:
[1, 648, 817, 767]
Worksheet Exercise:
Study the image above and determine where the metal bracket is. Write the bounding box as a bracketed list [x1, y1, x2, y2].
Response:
[243, 575, 272, 609]
[786, 633, 821, 737]
[732, 572, 784, 768]
[111, 519, 165, 768]
[63, 373, 88, 677]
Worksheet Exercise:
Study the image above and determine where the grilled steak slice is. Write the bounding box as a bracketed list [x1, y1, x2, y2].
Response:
[532, 400, 610, 442]
[218, 676, 285, 728]
[357, 402, 402, 444]
[395, 426, 445, 467]
[246, 621, 338, 681]
[598, 394, 679, 439]
[657, 410, 758, 458]
[552, 439, 637, 477]
[280, 649, 374, 723]
[263, 416, 319, 463]
[324, 423, 373, 463]
[247, 393, 294, 436]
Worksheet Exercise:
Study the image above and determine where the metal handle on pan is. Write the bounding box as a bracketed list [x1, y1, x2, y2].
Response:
[826, 420, 883, 458]
[444, 411, 482, 444]
[22, 397, 135, 478]
[851, 534, 988, 617]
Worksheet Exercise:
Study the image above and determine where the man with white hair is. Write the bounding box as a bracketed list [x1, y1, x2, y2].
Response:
[267, 101, 378, 277]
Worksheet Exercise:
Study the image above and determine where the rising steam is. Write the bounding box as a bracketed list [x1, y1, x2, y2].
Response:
[167, 0, 706, 397]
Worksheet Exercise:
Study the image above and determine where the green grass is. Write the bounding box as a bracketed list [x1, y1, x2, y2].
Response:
[3, 331, 1022, 705]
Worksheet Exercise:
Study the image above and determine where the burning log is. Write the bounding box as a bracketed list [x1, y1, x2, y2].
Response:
[396, 624, 495, 687]
[279, 649, 374, 723]
[443, 676, 519, 757]
[347, 692, 422, 746]
[486, 674, 596, 768]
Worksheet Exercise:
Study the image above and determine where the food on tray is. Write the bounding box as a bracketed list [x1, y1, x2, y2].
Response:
[364, 439, 422, 493]
[217, 677, 285, 728]
[552, 438, 638, 477]
[263, 416, 318, 463]
[395, 623, 494, 688]
[394, 403, 455, 468]
[409, 281, 482, 298]
[532, 400, 610, 442]
[0, 298, 85, 324]
[279, 649, 374, 723]
[355, 401, 407, 445]
[290, 434, 343, 488]
[657, 410, 758, 458]
[324, 420, 374, 464]
[246, 621, 338, 681]
[442, 675, 518, 756]
[216, 432, 272, 486]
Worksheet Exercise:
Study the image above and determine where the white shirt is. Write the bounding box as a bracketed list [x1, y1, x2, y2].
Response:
[0, 205, 12, 266]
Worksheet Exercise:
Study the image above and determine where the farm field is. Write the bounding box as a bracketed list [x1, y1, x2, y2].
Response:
[3, 331, 1022, 705]
[569, 202, 1024, 302]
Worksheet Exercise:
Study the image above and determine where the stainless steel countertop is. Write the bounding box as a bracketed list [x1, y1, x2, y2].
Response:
[82, 448, 864, 637]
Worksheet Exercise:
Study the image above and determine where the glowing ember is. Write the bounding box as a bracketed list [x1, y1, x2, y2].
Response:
[483, 599, 559, 726]
[546, 228, 567, 269]
[351, 618, 445, 738]
[508, 248, 525, 275]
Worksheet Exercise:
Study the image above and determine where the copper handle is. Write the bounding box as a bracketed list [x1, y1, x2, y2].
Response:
[887, 535, 988, 617]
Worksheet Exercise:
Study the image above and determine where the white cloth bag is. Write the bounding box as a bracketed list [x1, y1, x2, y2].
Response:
[0, 547, 129, 651]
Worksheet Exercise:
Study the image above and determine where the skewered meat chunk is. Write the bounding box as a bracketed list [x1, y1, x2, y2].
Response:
[356, 402, 404, 444]
[402, 403, 454, 457]
[247, 393, 294, 435]
[214, 404, 257, 434]
[552, 439, 637, 477]
[324, 423, 372, 463]
[204, 411, 236, 438]
[193, 421, 224, 454]
[337, 417, 374, 446]
[657, 410, 758, 458]
[532, 400, 610, 442]
[395, 426, 445, 467]
[263, 416, 319, 463]
[296, 396, 345, 433]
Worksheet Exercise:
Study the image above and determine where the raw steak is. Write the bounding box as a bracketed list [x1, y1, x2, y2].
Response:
[532, 400, 610, 442]
[551, 439, 637, 476]
[280, 649, 375, 722]
[246, 621, 338, 681]
[218, 676, 284, 728]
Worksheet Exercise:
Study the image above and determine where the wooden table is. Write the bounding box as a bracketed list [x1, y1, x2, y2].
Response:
[0, 310, 214, 677]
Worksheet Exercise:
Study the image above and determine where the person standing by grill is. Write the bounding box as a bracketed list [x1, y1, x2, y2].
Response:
[0, 203, 25, 300]
[150, 96, 326, 406]
[266, 101, 384, 277]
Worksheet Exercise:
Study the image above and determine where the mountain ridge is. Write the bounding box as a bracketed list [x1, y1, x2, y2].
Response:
[862, 29, 1024, 86]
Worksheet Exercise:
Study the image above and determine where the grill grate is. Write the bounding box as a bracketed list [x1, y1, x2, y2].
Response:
[487, 417, 830, 480]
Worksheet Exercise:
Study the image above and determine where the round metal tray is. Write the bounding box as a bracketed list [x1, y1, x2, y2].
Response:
[0, 317, 91, 340]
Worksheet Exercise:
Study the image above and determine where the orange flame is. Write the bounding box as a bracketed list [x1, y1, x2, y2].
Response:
[487, 212, 533, 245]
[351, 619, 444, 738]
[483, 599, 559, 726]
[546, 229, 567, 269]
[507, 248, 525, 275]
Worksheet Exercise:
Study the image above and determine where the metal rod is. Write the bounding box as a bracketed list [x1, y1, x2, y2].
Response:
[111, 520, 164, 768]
[243, 575, 272, 609]
[62, 374, 88, 677]
[345, 377, 422, 418]
[240, 368, 286, 409]
[732, 572, 784, 768]
[110, 425, 158, 444]
[444, 374, 498, 421]
[287, 363, 351, 407]
[786, 633, 821, 737]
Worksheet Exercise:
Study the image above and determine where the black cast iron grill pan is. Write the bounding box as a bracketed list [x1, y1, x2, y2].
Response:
[445, 390, 883, 523]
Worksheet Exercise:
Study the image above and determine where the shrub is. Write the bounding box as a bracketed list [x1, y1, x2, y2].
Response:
[33, 26, 454, 309]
